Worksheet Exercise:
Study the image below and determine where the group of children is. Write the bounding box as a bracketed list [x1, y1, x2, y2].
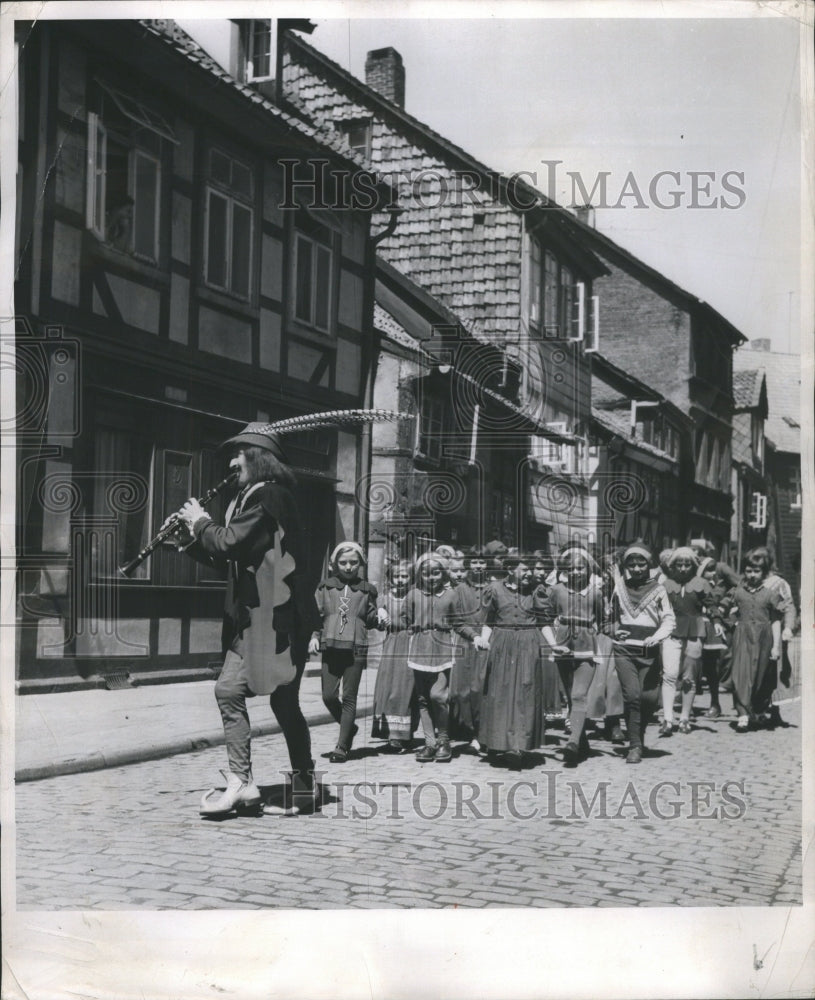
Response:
[309, 538, 796, 768]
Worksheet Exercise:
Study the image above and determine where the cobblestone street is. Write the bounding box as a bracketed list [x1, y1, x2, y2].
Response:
[15, 698, 801, 910]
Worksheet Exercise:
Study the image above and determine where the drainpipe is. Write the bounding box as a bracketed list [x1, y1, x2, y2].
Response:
[359, 208, 404, 561]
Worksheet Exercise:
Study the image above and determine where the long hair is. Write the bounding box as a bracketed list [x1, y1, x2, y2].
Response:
[242, 445, 297, 489]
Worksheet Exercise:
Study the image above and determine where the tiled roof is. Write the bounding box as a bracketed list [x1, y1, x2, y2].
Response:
[373, 303, 423, 352]
[282, 33, 606, 345]
[732, 369, 764, 410]
[139, 20, 380, 177]
[283, 34, 746, 349]
[591, 409, 678, 464]
[733, 345, 801, 453]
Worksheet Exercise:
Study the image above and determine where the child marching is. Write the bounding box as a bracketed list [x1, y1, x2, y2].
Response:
[370, 560, 418, 752]
[310, 542, 384, 763]
[402, 553, 460, 762]
[728, 548, 785, 732]
[449, 549, 491, 749]
[542, 547, 607, 765]
[478, 555, 547, 769]
[660, 547, 722, 736]
[606, 544, 676, 763]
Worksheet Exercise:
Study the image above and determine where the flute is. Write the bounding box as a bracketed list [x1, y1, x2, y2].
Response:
[118, 470, 239, 577]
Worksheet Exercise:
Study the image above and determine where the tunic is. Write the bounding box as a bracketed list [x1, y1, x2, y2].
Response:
[191, 481, 318, 696]
[371, 591, 417, 742]
[477, 582, 546, 752]
[729, 582, 784, 717]
[402, 586, 460, 672]
[449, 581, 490, 737]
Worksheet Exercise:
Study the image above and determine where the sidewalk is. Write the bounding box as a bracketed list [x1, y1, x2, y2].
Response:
[14, 665, 379, 783]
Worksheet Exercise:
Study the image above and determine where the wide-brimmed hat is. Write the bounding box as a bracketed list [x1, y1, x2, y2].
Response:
[220, 423, 288, 463]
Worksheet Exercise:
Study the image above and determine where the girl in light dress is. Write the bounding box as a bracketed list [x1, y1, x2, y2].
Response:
[370, 559, 418, 752]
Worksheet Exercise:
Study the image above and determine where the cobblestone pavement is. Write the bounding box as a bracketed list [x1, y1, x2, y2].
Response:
[15, 697, 801, 910]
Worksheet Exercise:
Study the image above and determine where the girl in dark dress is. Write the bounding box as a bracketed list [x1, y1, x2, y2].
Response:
[729, 549, 784, 732]
[478, 555, 547, 768]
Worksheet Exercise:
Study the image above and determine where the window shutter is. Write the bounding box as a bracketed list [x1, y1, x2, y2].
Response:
[569, 281, 585, 341]
[585, 294, 600, 353]
[86, 112, 106, 238]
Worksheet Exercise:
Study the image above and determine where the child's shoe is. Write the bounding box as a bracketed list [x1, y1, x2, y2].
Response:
[626, 746, 643, 764]
[677, 719, 692, 734]
[434, 738, 452, 763]
[658, 720, 673, 738]
[415, 742, 437, 763]
[735, 716, 750, 732]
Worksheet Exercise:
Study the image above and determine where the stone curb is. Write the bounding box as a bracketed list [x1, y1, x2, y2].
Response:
[15, 706, 374, 784]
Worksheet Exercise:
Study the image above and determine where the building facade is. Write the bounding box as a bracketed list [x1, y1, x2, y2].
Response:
[14, 19, 389, 688]
[568, 222, 745, 555]
[733, 340, 801, 607]
[281, 32, 608, 553]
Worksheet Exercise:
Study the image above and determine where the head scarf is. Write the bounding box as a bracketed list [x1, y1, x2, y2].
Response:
[557, 545, 599, 575]
[666, 546, 699, 568]
[329, 541, 366, 570]
[622, 543, 653, 566]
[415, 552, 448, 575]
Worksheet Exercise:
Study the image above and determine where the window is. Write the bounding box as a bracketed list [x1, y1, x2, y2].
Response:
[243, 20, 274, 81]
[749, 493, 767, 529]
[293, 230, 333, 332]
[415, 394, 444, 462]
[527, 240, 587, 341]
[92, 427, 154, 580]
[751, 416, 764, 467]
[86, 84, 172, 261]
[337, 119, 372, 158]
[204, 149, 254, 299]
[790, 466, 802, 509]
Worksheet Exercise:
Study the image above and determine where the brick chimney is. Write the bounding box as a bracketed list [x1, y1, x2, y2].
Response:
[750, 338, 772, 351]
[365, 48, 405, 107]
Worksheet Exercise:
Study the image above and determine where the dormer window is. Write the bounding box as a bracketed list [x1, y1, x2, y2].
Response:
[242, 19, 274, 82]
[336, 118, 372, 159]
[527, 239, 587, 342]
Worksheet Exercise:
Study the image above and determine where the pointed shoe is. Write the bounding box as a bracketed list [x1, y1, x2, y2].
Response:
[200, 770, 261, 816]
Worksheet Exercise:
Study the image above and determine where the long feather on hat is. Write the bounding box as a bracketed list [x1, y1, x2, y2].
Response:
[262, 408, 410, 435]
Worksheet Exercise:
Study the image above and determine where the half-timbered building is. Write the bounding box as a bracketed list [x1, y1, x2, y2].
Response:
[14, 19, 392, 688]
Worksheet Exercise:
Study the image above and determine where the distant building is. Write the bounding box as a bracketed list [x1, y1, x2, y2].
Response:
[282, 31, 609, 553]
[565, 218, 746, 556]
[733, 340, 801, 605]
[730, 368, 769, 566]
[589, 354, 690, 552]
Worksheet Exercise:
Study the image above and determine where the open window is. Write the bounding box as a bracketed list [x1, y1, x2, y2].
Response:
[86, 82, 175, 262]
[527, 239, 590, 342]
[242, 20, 276, 82]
